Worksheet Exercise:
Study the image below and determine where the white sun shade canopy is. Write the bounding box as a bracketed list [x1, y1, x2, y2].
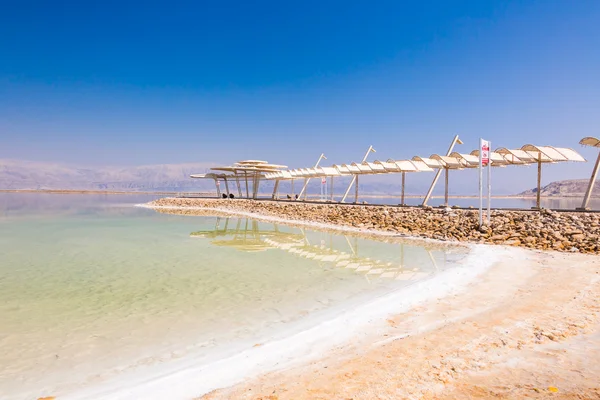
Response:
[430, 154, 468, 169]
[362, 161, 386, 173]
[495, 148, 540, 163]
[411, 156, 445, 169]
[351, 162, 375, 173]
[521, 145, 586, 163]
[343, 163, 362, 173]
[319, 166, 342, 176]
[581, 137, 600, 148]
[449, 152, 480, 167]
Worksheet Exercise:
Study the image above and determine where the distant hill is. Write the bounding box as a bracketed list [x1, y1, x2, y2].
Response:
[0, 159, 219, 192]
[0, 159, 437, 195]
[519, 179, 599, 197]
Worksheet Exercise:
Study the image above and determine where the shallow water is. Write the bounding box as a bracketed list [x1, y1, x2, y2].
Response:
[0, 193, 467, 399]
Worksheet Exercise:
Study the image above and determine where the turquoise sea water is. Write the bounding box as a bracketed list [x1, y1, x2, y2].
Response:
[0, 193, 466, 399]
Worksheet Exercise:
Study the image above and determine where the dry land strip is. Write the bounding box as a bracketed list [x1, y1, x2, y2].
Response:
[148, 198, 600, 254]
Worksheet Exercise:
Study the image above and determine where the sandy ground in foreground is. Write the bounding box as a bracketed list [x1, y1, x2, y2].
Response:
[201, 249, 600, 400]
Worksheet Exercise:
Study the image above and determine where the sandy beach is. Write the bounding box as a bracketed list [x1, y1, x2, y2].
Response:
[200, 249, 600, 400]
[140, 198, 600, 399]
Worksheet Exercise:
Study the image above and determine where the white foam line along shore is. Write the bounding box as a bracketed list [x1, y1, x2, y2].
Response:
[67, 203, 515, 400]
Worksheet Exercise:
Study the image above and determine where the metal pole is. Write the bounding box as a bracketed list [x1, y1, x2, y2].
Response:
[579, 151, 600, 210]
[536, 152, 542, 209]
[444, 168, 449, 206]
[479, 138, 483, 227]
[401, 172, 406, 205]
[487, 140, 491, 223]
[244, 171, 249, 199]
[224, 177, 230, 196]
[215, 178, 221, 198]
[299, 153, 327, 198]
[235, 175, 242, 198]
[254, 174, 261, 199]
[354, 175, 359, 203]
[330, 176, 334, 202]
[422, 135, 462, 206]
[341, 145, 375, 203]
[272, 180, 279, 200]
[291, 179, 295, 198]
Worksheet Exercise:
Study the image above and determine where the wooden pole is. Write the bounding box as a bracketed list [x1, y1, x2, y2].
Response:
[579, 151, 600, 210]
[401, 172, 406, 205]
[422, 135, 462, 206]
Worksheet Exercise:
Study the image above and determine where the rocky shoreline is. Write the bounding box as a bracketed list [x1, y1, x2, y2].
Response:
[148, 198, 600, 254]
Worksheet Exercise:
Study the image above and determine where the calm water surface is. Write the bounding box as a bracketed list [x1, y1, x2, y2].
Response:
[0, 193, 467, 399]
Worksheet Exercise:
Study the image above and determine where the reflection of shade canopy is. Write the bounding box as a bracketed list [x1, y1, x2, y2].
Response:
[190, 217, 441, 280]
[579, 137, 600, 210]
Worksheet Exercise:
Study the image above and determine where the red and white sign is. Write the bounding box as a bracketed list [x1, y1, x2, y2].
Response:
[321, 177, 327, 184]
[481, 140, 490, 166]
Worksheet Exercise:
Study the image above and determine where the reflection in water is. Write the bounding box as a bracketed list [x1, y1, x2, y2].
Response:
[191, 216, 449, 282]
[0, 194, 464, 400]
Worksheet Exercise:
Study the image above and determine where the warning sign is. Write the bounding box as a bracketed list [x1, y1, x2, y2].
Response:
[481, 140, 490, 166]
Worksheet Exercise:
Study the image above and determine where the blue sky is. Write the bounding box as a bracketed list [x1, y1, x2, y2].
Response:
[1, 0, 599, 192]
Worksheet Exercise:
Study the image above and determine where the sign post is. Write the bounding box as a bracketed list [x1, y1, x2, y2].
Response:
[479, 139, 491, 227]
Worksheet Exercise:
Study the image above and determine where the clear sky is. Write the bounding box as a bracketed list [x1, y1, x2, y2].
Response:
[1, 0, 599, 191]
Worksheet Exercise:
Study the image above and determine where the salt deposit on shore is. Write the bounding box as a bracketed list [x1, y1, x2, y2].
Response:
[141, 197, 600, 399]
[147, 198, 600, 254]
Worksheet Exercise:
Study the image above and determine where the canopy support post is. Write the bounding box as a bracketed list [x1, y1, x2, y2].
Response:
[330, 176, 334, 202]
[224, 177, 230, 197]
[422, 135, 462, 206]
[578, 151, 600, 210]
[235, 175, 242, 198]
[244, 172, 249, 199]
[272, 180, 280, 200]
[253, 174, 261, 199]
[214, 178, 221, 198]
[535, 152, 542, 209]
[401, 172, 406, 205]
[299, 153, 327, 199]
[341, 145, 375, 203]
[291, 179, 295, 199]
[444, 168, 449, 207]
[354, 175, 359, 203]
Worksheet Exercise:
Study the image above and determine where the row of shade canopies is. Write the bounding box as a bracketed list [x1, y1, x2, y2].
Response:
[262, 139, 586, 209]
[190, 136, 596, 209]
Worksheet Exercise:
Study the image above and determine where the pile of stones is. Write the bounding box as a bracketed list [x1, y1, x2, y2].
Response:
[149, 198, 600, 254]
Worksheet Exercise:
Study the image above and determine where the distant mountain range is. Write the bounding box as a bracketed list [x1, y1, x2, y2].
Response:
[0, 159, 433, 194]
[1, 159, 595, 197]
[0, 159, 218, 192]
[519, 179, 599, 197]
